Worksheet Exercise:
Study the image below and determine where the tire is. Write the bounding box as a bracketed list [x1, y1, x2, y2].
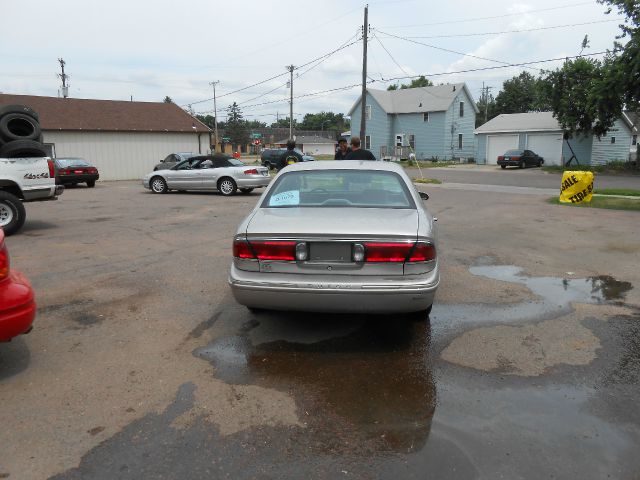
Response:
[0, 104, 39, 122]
[87, 180, 96, 188]
[0, 191, 26, 236]
[500, 165, 506, 169]
[0, 139, 47, 158]
[150, 176, 168, 194]
[240, 188, 254, 194]
[0, 113, 42, 143]
[218, 177, 237, 196]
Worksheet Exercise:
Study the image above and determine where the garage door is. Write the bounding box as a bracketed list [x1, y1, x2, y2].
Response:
[487, 135, 519, 165]
[526, 133, 563, 165]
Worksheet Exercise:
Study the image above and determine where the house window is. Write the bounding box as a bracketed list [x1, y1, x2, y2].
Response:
[459, 102, 464, 117]
[423, 112, 429, 122]
[633, 134, 637, 146]
[458, 133, 463, 149]
[611, 136, 616, 144]
[409, 134, 415, 149]
[365, 135, 371, 150]
[365, 105, 372, 120]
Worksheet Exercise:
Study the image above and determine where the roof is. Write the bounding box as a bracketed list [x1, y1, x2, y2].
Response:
[624, 111, 639, 133]
[275, 135, 335, 144]
[475, 111, 635, 134]
[0, 94, 211, 133]
[347, 83, 479, 116]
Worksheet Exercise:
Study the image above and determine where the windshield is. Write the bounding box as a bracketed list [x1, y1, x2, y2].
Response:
[262, 170, 415, 209]
[56, 159, 90, 167]
[504, 150, 523, 156]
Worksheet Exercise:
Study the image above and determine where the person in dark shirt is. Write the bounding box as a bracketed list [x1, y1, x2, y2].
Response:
[276, 139, 304, 171]
[345, 136, 376, 160]
[334, 137, 351, 160]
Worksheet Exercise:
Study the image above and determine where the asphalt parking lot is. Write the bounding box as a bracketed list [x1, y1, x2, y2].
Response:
[2, 176, 640, 479]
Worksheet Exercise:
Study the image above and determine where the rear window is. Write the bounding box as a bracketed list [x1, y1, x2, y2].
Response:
[56, 159, 90, 167]
[504, 150, 523, 156]
[262, 170, 415, 209]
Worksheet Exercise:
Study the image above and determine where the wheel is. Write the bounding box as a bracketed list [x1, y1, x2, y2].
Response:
[218, 177, 237, 196]
[500, 165, 506, 169]
[150, 176, 168, 194]
[0, 139, 47, 158]
[0, 104, 39, 122]
[0, 191, 26, 236]
[240, 188, 254, 194]
[87, 180, 96, 188]
[519, 161, 525, 169]
[0, 113, 42, 143]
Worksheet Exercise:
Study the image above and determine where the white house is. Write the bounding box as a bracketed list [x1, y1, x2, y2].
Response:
[0, 94, 211, 180]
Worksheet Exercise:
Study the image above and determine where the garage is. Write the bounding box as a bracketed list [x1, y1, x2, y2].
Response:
[526, 133, 563, 165]
[486, 134, 519, 165]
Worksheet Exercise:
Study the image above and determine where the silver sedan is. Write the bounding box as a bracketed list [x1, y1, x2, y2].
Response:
[142, 155, 270, 196]
[228, 161, 439, 318]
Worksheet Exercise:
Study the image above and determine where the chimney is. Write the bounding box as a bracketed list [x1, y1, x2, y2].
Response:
[453, 85, 456, 92]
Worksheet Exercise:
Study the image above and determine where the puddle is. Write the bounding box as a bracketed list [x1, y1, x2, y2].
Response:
[193, 317, 437, 453]
[430, 265, 632, 334]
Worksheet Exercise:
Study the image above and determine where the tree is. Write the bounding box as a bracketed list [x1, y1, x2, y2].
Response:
[299, 112, 348, 133]
[163, 96, 173, 103]
[270, 118, 297, 128]
[195, 114, 215, 129]
[493, 71, 550, 115]
[225, 102, 249, 146]
[386, 75, 433, 91]
[476, 93, 497, 127]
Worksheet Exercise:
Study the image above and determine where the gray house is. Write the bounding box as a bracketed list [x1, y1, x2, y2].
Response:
[348, 84, 478, 160]
[475, 111, 635, 166]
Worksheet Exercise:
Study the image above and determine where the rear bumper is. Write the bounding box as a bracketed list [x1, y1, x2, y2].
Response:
[57, 173, 99, 185]
[0, 271, 36, 341]
[229, 264, 439, 313]
[497, 159, 520, 166]
[236, 177, 271, 189]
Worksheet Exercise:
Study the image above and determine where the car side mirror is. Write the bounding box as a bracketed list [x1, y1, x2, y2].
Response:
[419, 191, 429, 201]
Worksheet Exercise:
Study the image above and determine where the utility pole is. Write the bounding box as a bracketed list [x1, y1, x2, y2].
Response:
[209, 81, 220, 152]
[359, 5, 369, 142]
[286, 65, 295, 139]
[481, 82, 493, 124]
[58, 58, 69, 98]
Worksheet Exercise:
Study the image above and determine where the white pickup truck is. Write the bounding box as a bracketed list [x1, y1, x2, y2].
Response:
[0, 157, 64, 235]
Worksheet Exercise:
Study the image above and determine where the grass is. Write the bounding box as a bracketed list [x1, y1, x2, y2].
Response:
[413, 177, 442, 184]
[400, 160, 459, 168]
[542, 161, 640, 175]
[547, 196, 640, 211]
[594, 188, 640, 197]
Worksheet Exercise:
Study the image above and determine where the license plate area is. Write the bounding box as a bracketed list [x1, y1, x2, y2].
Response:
[309, 242, 351, 263]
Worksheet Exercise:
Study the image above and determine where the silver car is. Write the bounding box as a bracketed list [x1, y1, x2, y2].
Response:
[229, 161, 439, 317]
[142, 155, 270, 196]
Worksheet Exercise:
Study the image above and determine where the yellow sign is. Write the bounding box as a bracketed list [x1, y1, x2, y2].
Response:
[559, 171, 594, 204]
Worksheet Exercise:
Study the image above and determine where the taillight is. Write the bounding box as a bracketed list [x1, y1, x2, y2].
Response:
[362, 242, 435, 263]
[233, 239, 297, 261]
[498, 156, 504, 161]
[47, 159, 55, 178]
[243, 169, 259, 175]
[89, 168, 98, 174]
[0, 231, 9, 281]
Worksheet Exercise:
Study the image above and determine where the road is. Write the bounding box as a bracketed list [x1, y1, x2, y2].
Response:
[406, 164, 640, 190]
[1, 179, 639, 479]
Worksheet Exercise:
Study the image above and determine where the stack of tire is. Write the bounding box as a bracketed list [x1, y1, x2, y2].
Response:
[0, 104, 47, 158]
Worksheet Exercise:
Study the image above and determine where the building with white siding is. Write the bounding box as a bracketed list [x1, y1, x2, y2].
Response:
[0, 94, 211, 180]
[475, 111, 635, 166]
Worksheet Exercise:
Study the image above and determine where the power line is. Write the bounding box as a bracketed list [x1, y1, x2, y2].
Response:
[378, 18, 623, 39]
[378, 1, 599, 28]
[374, 29, 543, 72]
[181, 34, 362, 108]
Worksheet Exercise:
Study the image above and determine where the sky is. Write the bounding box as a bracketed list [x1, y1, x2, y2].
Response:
[0, 0, 628, 123]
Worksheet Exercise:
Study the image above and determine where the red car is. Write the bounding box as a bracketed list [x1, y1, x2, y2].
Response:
[0, 230, 35, 341]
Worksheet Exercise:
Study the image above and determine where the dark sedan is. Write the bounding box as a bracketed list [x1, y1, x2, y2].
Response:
[55, 158, 99, 187]
[497, 149, 544, 169]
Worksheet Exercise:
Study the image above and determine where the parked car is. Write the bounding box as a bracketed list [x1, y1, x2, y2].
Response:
[229, 160, 439, 318]
[143, 154, 270, 196]
[261, 148, 314, 169]
[497, 149, 544, 169]
[0, 230, 35, 341]
[153, 152, 198, 171]
[54, 158, 99, 187]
